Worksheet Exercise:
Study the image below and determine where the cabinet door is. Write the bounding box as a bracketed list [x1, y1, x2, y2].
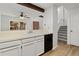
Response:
[35, 39, 44, 56]
[22, 42, 35, 56]
[0, 46, 21, 56]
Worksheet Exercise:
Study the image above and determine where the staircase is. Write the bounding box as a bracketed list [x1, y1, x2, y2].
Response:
[58, 26, 67, 41]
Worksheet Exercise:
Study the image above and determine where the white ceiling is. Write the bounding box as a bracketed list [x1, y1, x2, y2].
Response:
[0, 3, 79, 16]
[0, 3, 44, 17]
[33, 3, 79, 10]
[33, 3, 53, 9]
[54, 3, 79, 10]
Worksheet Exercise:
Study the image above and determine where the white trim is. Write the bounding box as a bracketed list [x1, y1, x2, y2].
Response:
[52, 45, 57, 50]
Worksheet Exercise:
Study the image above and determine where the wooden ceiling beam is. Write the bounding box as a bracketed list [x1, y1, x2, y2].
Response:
[18, 3, 45, 12]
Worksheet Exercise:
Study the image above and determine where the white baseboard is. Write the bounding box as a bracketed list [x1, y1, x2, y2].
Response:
[52, 45, 57, 50]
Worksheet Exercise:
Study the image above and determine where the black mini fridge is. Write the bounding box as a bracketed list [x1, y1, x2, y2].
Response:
[44, 34, 53, 53]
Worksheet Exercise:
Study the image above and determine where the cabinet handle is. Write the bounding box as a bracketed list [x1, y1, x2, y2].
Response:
[21, 46, 22, 49]
[70, 30, 73, 32]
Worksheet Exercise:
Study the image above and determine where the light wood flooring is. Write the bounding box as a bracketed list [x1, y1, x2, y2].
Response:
[43, 40, 79, 56]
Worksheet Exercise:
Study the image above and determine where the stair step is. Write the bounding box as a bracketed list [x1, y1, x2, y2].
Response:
[58, 36, 67, 39]
[59, 26, 67, 29]
[58, 32, 67, 34]
[60, 28, 67, 29]
[58, 38, 67, 41]
[60, 27, 67, 28]
[59, 30, 67, 32]
[58, 30, 67, 31]
[58, 35, 67, 37]
[60, 26, 67, 28]
[58, 31, 67, 33]
[58, 33, 67, 36]
[59, 29, 67, 30]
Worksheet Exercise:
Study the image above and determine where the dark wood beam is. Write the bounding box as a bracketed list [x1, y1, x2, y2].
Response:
[18, 3, 45, 12]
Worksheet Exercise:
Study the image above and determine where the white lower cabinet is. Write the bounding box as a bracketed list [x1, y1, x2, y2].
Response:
[22, 36, 44, 56]
[0, 45, 21, 56]
[0, 36, 44, 56]
[35, 39, 44, 56]
[0, 40, 21, 56]
[22, 42, 35, 56]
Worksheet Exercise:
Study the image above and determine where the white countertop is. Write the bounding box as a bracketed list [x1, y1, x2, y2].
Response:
[0, 30, 52, 43]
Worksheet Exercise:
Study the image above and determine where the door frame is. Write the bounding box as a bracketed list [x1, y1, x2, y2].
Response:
[67, 11, 71, 45]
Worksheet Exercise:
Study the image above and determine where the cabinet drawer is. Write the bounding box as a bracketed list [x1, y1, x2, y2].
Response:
[0, 45, 20, 52]
[22, 38, 35, 44]
[34, 36, 44, 40]
[0, 45, 21, 56]
[22, 36, 44, 43]
[0, 40, 21, 49]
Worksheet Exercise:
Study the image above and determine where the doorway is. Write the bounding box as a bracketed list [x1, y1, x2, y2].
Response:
[57, 6, 68, 44]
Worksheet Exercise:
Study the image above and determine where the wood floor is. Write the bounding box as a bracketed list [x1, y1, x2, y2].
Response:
[43, 41, 79, 56]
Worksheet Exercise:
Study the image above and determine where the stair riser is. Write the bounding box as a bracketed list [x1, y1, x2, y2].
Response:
[58, 35, 67, 37]
[58, 37, 67, 39]
[59, 29, 67, 31]
[58, 32, 67, 34]
[58, 34, 67, 36]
